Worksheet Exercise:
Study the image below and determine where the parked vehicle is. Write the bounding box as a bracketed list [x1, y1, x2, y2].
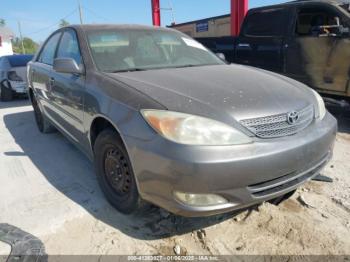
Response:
[196, 0, 350, 100]
[27, 25, 337, 217]
[0, 54, 33, 101]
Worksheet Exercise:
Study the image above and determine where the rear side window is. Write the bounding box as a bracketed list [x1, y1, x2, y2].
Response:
[7, 55, 33, 67]
[243, 8, 288, 37]
[38, 32, 61, 65]
[56, 29, 82, 65]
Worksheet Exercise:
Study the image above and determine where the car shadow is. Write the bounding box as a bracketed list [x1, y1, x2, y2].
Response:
[0, 97, 30, 110]
[3, 105, 250, 240]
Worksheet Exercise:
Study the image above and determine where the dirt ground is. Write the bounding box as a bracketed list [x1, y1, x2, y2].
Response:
[0, 99, 349, 257]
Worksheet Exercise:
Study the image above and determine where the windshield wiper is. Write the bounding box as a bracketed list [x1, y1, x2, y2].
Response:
[172, 64, 218, 69]
[110, 68, 147, 73]
[173, 64, 197, 68]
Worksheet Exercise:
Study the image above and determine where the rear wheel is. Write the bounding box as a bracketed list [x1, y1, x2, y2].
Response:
[31, 93, 55, 133]
[0, 81, 13, 101]
[94, 129, 140, 214]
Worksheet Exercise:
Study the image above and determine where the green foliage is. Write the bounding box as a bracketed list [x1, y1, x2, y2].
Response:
[12, 37, 39, 55]
[0, 19, 5, 26]
[59, 19, 70, 28]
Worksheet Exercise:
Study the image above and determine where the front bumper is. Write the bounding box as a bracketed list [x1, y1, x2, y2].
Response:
[124, 112, 337, 217]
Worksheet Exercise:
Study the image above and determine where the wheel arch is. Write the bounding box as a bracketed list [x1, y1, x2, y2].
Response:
[28, 88, 34, 103]
[89, 114, 143, 195]
[89, 115, 124, 150]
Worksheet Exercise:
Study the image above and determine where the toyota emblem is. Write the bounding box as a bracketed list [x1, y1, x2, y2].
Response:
[287, 111, 299, 125]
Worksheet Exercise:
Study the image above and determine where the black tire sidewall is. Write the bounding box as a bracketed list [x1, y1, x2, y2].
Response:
[0, 82, 13, 101]
[31, 94, 45, 132]
[94, 129, 139, 214]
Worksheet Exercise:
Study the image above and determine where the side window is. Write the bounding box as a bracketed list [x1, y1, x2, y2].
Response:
[56, 29, 82, 65]
[295, 7, 344, 37]
[243, 8, 288, 37]
[38, 32, 61, 65]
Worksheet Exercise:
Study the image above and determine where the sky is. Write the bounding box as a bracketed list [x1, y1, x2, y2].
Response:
[1, 0, 285, 43]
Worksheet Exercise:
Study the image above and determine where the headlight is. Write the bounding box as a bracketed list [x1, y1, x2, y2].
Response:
[311, 89, 326, 120]
[141, 110, 252, 146]
[174, 191, 228, 206]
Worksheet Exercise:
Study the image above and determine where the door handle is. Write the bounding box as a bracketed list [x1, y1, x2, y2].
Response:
[238, 43, 251, 48]
[49, 77, 55, 86]
[48, 77, 55, 92]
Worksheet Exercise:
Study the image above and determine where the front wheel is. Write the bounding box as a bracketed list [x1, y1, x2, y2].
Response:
[94, 129, 140, 214]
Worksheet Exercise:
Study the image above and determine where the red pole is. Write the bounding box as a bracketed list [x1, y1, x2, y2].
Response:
[151, 0, 161, 26]
[231, 0, 248, 36]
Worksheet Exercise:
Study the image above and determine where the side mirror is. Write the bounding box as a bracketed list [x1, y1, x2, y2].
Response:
[216, 52, 226, 61]
[53, 58, 83, 75]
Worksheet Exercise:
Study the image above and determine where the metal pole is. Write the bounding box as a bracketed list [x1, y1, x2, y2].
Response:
[151, 0, 161, 26]
[231, 0, 248, 36]
[78, 0, 84, 24]
[17, 21, 25, 54]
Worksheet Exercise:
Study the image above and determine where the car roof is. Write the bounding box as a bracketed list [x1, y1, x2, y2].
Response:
[2, 54, 33, 59]
[249, 0, 349, 11]
[2, 54, 34, 67]
[65, 24, 176, 33]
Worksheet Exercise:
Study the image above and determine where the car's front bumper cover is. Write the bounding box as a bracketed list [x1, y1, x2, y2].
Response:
[123, 112, 337, 217]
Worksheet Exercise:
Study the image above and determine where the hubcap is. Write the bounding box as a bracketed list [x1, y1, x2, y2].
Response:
[104, 147, 131, 195]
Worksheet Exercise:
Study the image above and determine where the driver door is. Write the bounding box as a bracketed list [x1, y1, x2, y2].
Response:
[286, 4, 350, 96]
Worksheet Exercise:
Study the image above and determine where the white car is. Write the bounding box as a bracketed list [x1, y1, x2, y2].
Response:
[0, 54, 33, 101]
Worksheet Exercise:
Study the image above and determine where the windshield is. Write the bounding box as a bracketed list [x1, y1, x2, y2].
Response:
[87, 29, 224, 72]
[7, 55, 33, 67]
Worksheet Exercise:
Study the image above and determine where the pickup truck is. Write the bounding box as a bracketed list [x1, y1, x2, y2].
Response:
[196, 0, 350, 99]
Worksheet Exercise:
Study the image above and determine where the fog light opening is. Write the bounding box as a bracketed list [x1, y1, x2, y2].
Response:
[174, 191, 228, 207]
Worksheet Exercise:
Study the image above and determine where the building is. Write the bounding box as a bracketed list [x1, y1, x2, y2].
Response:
[0, 26, 14, 57]
[168, 14, 231, 38]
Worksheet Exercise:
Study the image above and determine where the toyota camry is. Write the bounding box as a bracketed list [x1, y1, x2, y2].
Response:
[27, 25, 337, 217]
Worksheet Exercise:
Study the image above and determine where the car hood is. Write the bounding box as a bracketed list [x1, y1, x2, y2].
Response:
[107, 64, 315, 125]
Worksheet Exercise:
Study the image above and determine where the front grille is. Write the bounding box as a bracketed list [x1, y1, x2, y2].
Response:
[240, 105, 314, 138]
[247, 153, 329, 198]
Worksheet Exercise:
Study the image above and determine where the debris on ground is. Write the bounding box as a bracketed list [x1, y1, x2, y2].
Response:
[173, 244, 181, 255]
[312, 174, 334, 183]
[297, 195, 316, 209]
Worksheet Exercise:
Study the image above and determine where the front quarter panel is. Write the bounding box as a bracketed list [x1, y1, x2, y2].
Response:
[83, 71, 166, 158]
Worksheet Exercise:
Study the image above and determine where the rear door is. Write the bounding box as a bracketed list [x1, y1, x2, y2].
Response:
[50, 28, 85, 143]
[30, 31, 62, 120]
[235, 7, 290, 73]
[286, 3, 350, 96]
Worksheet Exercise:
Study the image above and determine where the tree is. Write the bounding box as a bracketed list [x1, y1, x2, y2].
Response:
[0, 19, 5, 26]
[12, 37, 38, 54]
[59, 19, 69, 28]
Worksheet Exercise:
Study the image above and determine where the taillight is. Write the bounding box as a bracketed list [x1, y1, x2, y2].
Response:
[8, 71, 23, 81]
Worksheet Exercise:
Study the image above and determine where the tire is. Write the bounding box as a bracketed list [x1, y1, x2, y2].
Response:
[0, 81, 13, 101]
[94, 129, 140, 214]
[31, 93, 56, 133]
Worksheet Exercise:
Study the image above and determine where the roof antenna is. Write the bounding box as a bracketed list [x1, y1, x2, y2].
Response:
[168, 0, 176, 25]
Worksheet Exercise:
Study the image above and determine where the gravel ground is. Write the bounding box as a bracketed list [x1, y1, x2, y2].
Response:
[0, 99, 349, 256]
